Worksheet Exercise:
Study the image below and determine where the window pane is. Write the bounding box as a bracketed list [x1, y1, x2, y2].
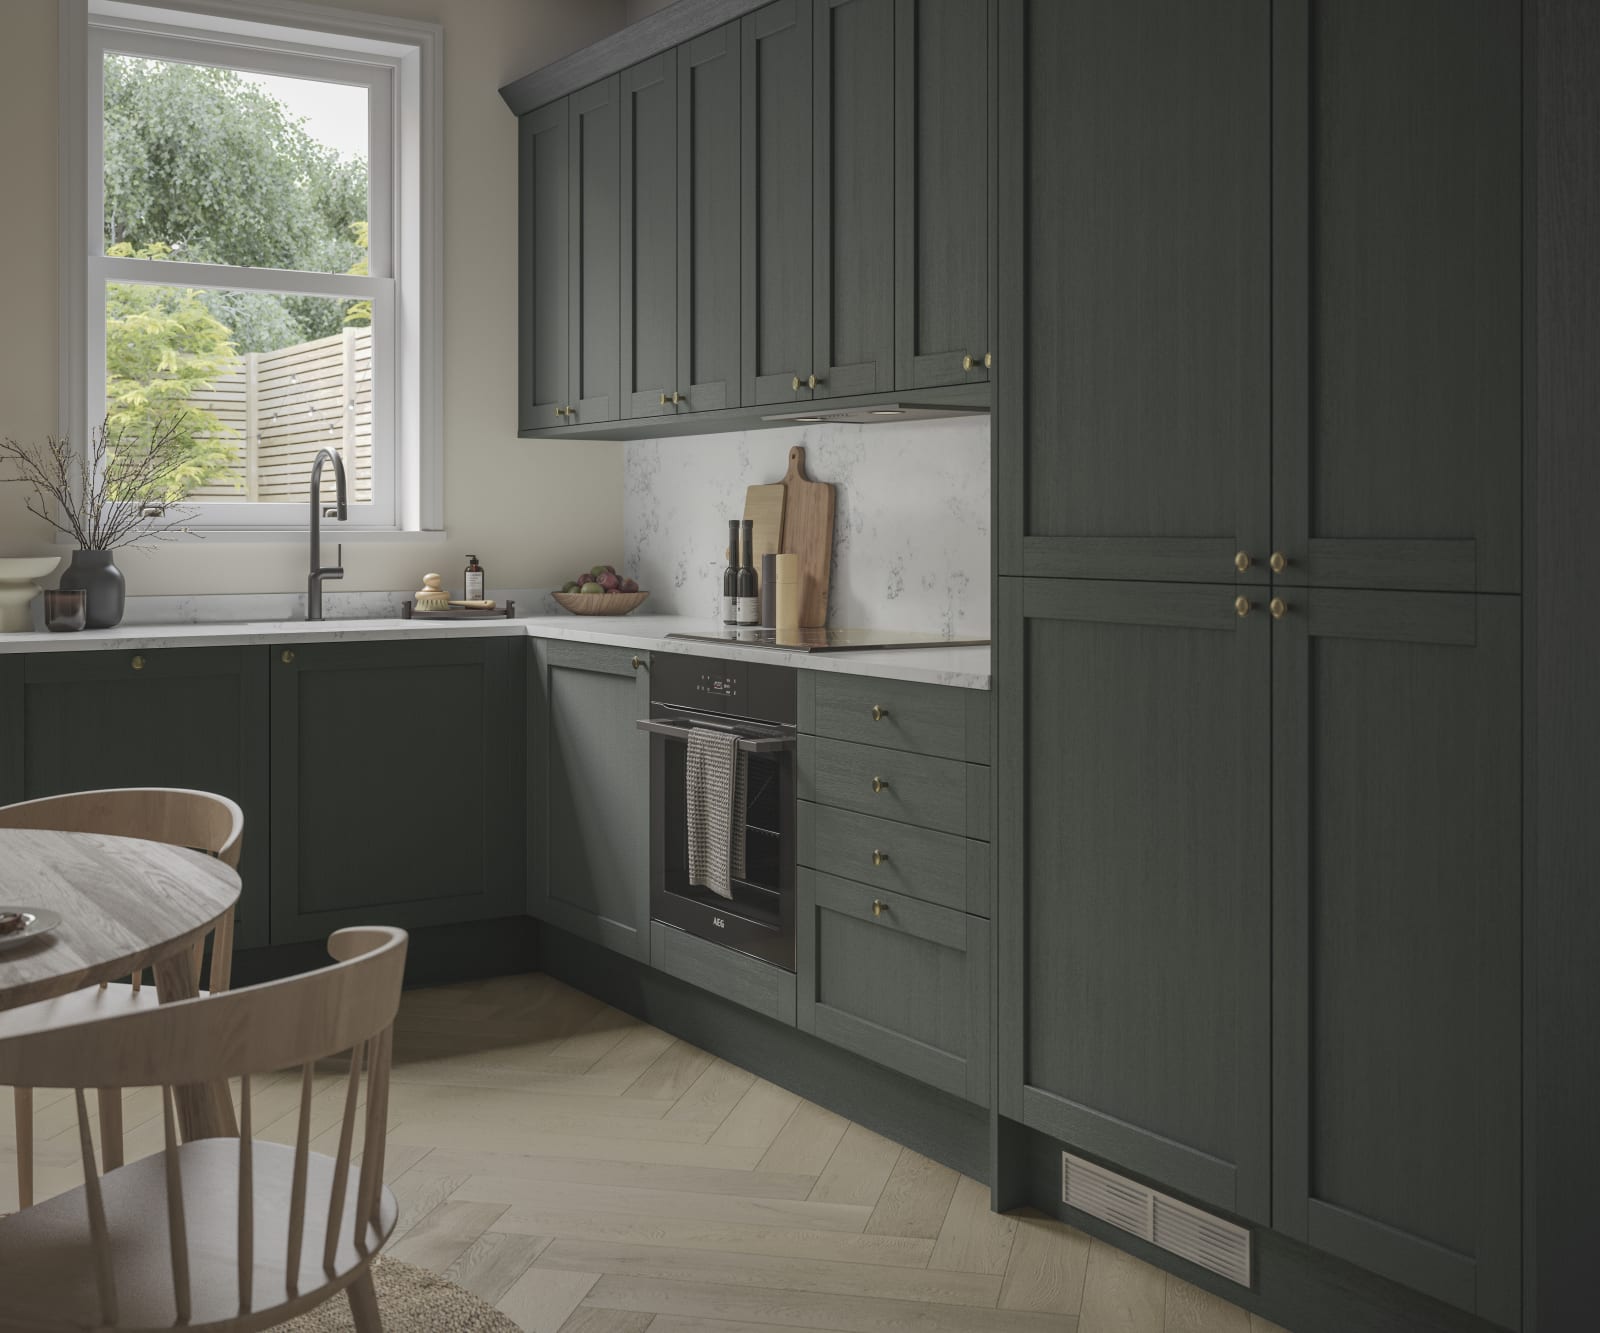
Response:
[104, 281, 373, 505]
[103, 54, 369, 276]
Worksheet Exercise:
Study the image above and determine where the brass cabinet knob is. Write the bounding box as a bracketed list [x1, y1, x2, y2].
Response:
[670, 391, 684, 405]
[872, 848, 887, 867]
[872, 776, 889, 794]
[659, 392, 670, 406]
[872, 899, 888, 917]
[1270, 597, 1288, 620]
[871, 704, 888, 721]
[281, 650, 296, 665]
[807, 373, 820, 390]
[631, 655, 644, 670]
[984, 352, 992, 368]
[1234, 596, 1252, 618]
[1234, 551, 1253, 572]
[792, 375, 802, 392]
[1270, 551, 1288, 573]
[130, 654, 146, 671]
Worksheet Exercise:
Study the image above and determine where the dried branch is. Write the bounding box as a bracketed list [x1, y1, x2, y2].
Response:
[0, 416, 201, 550]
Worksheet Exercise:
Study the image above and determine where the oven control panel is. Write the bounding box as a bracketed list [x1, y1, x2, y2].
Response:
[695, 668, 741, 703]
[651, 653, 796, 725]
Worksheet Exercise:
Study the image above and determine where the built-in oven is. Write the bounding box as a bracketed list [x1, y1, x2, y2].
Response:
[639, 654, 797, 971]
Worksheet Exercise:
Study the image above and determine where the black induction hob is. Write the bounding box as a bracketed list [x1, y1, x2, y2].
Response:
[666, 627, 989, 653]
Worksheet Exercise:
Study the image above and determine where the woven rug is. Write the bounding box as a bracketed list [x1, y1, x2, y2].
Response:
[279, 1259, 521, 1332]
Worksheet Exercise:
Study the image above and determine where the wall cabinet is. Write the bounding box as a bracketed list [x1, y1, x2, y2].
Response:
[517, 0, 992, 437]
[528, 641, 651, 961]
[0, 647, 271, 949]
[269, 637, 524, 944]
[741, 0, 816, 407]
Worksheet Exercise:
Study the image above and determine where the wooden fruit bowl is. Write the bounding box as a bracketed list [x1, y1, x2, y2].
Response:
[551, 590, 651, 616]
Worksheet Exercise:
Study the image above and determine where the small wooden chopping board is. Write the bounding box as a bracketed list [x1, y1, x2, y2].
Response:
[778, 445, 835, 628]
[742, 482, 786, 569]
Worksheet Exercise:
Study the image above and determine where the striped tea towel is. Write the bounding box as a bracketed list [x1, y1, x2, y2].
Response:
[686, 727, 748, 900]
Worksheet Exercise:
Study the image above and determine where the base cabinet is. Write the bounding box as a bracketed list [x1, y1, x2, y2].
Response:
[0, 646, 270, 948]
[797, 868, 989, 1106]
[528, 641, 651, 961]
[269, 637, 524, 944]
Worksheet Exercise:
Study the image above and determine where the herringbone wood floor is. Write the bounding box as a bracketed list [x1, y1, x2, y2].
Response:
[0, 972, 1289, 1332]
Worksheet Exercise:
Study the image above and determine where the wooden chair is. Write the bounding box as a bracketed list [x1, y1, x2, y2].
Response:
[0, 925, 407, 1333]
[0, 788, 244, 1206]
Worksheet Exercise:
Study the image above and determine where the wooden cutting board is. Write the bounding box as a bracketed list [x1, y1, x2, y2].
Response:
[777, 445, 835, 628]
[742, 483, 786, 569]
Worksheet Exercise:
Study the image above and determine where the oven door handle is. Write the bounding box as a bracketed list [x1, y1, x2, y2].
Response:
[636, 718, 795, 753]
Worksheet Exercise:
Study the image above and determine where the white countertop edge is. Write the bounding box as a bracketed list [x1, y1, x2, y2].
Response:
[0, 613, 992, 689]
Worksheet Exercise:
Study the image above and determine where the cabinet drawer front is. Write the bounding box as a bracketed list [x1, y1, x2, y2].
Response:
[799, 801, 989, 916]
[802, 673, 989, 761]
[797, 869, 989, 1105]
[651, 921, 796, 1025]
[798, 736, 988, 838]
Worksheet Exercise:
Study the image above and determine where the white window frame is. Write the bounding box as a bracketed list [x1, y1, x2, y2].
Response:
[60, 0, 443, 536]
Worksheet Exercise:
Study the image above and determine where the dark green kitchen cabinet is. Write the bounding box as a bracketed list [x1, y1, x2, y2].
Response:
[620, 53, 679, 420]
[895, 0, 993, 389]
[2, 647, 270, 949]
[1271, 590, 1521, 1327]
[741, 0, 816, 406]
[676, 22, 743, 413]
[568, 77, 622, 426]
[798, 868, 990, 1106]
[528, 641, 651, 962]
[811, 0, 896, 399]
[1272, 0, 1521, 595]
[269, 637, 524, 944]
[995, 0, 1272, 586]
[995, 577, 1272, 1223]
[518, 100, 570, 432]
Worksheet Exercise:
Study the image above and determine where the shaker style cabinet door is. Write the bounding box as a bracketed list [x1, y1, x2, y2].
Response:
[518, 100, 570, 433]
[1271, 590, 1521, 1328]
[811, 0, 896, 399]
[528, 642, 651, 962]
[995, 0, 1271, 586]
[676, 22, 742, 413]
[270, 638, 524, 945]
[568, 77, 621, 426]
[1272, 0, 1521, 595]
[10, 647, 270, 950]
[741, 0, 816, 407]
[894, 0, 993, 390]
[995, 577, 1272, 1224]
[620, 54, 679, 420]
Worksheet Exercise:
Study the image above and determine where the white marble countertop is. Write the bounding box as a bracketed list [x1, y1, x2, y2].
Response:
[0, 612, 991, 689]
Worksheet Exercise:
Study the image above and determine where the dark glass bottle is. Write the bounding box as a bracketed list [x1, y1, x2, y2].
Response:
[736, 519, 759, 625]
[723, 521, 739, 625]
[464, 554, 485, 602]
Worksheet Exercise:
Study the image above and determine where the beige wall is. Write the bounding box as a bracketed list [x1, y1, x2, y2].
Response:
[0, 0, 628, 597]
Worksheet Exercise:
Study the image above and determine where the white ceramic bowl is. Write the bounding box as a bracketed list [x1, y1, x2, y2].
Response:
[0, 556, 61, 633]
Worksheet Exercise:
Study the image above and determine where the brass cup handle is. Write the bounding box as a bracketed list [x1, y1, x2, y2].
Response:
[1235, 596, 1252, 618]
[281, 650, 296, 665]
[130, 654, 146, 671]
[1270, 597, 1288, 620]
[872, 776, 889, 794]
[872, 849, 887, 867]
[1269, 551, 1288, 574]
[872, 899, 888, 917]
[871, 704, 888, 721]
[1234, 551, 1253, 572]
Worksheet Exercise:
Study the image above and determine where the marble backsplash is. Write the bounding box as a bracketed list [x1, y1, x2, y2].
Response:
[622, 416, 991, 636]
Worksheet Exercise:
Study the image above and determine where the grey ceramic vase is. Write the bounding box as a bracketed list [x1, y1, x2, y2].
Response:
[59, 549, 126, 629]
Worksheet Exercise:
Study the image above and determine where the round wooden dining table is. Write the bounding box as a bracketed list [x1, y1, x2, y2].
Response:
[0, 827, 241, 1139]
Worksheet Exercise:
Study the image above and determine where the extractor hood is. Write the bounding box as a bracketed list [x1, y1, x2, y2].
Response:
[761, 403, 988, 425]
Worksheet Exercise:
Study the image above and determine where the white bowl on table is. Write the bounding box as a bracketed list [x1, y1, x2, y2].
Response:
[0, 557, 61, 633]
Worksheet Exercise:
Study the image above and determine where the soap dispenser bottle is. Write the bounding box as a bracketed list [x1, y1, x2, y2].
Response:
[464, 554, 485, 602]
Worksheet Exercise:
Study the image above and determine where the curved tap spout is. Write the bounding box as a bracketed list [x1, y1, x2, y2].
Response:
[307, 448, 349, 621]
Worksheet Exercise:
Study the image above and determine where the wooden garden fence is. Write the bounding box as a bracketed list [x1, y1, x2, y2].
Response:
[187, 326, 373, 502]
